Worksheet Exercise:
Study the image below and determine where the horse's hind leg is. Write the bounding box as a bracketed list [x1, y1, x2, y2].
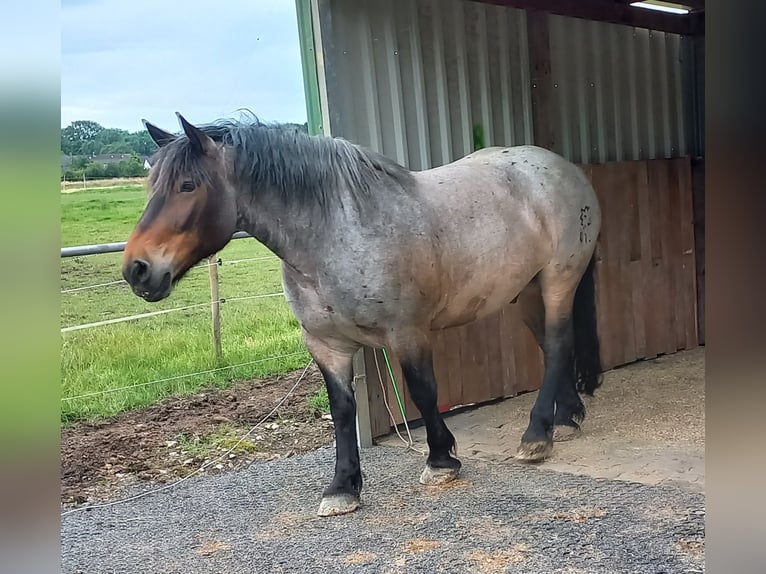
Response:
[396, 340, 461, 485]
[516, 269, 581, 461]
[552, 372, 586, 441]
[302, 330, 363, 517]
[516, 280, 585, 443]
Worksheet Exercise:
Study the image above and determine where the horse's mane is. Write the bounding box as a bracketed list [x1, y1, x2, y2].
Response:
[149, 116, 415, 216]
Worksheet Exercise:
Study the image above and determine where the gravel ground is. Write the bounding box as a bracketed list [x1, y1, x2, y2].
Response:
[61, 445, 704, 573]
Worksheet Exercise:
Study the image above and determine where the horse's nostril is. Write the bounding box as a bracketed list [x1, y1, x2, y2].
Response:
[131, 259, 150, 283]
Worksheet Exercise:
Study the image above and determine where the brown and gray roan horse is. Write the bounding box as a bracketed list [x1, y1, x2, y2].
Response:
[123, 113, 603, 517]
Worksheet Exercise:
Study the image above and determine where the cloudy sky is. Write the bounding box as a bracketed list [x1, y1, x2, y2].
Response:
[61, 0, 308, 132]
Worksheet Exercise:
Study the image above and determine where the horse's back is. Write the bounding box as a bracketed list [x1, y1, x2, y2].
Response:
[413, 145, 600, 329]
[420, 144, 599, 242]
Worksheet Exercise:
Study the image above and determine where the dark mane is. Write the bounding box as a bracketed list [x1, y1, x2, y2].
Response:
[149, 117, 415, 215]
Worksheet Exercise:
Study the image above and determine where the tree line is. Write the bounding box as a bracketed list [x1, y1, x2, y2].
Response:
[61, 119, 309, 181]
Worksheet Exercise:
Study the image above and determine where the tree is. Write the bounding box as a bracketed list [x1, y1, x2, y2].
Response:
[85, 162, 105, 179]
[103, 163, 120, 178]
[61, 120, 105, 155]
[118, 155, 147, 178]
[71, 156, 91, 170]
[63, 169, 80, 181]
[101, 141, 134, 154]
[127, 131, 157, 156]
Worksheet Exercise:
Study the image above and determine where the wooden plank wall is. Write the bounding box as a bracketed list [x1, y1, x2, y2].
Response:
[364, 157, 698, 438]
[586, 157, 698, 369]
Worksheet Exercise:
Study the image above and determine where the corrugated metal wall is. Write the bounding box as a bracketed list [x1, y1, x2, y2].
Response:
[548, 15, 689, 164]
[303, 0, 701, 437]
[312, 0, 691, 167]
[316, 0, 533, 170]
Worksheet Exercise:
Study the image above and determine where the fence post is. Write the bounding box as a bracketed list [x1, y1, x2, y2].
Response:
[208, 254, 222, 360]
[353, 348, 373, 448]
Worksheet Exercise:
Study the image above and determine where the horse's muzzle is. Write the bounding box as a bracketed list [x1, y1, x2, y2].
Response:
[123, 258, 173, 302]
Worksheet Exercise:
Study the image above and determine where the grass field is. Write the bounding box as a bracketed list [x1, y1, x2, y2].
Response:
[61, 184, 312, 424]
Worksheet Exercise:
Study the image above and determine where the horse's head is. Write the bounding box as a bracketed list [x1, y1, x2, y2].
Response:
[123, 113, 238, 302]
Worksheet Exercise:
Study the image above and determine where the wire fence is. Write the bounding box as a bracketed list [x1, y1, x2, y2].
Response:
[59, 254, 279, 295]
[61, 351, 307, 402]
[60, 236, 302, 409]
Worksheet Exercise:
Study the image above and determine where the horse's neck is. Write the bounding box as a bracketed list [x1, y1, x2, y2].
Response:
[234, 182, 336, 275]
[229, 132, 396, 272]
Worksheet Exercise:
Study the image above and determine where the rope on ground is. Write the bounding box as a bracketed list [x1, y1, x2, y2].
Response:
[372, 349, 426, 456]
[61, 351, 307, 401]
[60, 359, 315, 518]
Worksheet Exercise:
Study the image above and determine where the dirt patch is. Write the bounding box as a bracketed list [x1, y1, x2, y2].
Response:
[363, 510, 431, 529]
[61, 176, 146, 192]
[61, 365, 334, 506]
[255, 511, 319, 541]
[344, 551, 378, 565]
[676, 539, 704, 556]
[195, 540, 232, 557]
[403, 538, 442, 553]
[525, 507, 608, 524]
[454, 516, 518, 542]
[416, 478, 473, 498]
[466, 546, 529, 572]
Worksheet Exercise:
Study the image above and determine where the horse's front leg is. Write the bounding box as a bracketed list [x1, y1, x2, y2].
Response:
[397, 342, 461, 485]
[302, 330, 362, 517]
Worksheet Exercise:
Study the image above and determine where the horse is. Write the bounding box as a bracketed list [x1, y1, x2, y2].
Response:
[123, 113, 603, 517]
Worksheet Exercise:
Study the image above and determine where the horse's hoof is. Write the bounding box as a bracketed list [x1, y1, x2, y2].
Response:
[515, 440, 553, 462]
[317, 494, 360, 517]
[553, 424, 581, 442]
[419, 464, 460, 485]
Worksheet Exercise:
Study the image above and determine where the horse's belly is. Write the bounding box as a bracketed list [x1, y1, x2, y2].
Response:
[429, 262, 538, 330]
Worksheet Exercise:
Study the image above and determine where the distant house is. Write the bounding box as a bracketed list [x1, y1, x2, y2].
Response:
[61, 154, 74, 169]
[91, 153, 133, 166]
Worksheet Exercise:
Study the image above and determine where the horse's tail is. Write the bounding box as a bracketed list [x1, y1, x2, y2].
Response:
[572, 255, 603, 395]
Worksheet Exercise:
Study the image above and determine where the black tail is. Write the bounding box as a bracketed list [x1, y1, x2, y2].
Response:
[572, 255, 603, 395]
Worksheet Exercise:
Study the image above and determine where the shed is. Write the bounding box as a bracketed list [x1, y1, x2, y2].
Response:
[295, 0, 705, 442]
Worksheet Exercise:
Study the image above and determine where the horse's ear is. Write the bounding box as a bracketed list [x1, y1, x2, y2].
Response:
[142, 119, 176, 148]
[176, 112, 216, 156]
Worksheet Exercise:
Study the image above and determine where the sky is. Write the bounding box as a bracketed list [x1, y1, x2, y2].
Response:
[61, 0, 309, 132]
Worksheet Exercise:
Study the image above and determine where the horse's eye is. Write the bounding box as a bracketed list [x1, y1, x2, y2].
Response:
[180, 181, 196, 193]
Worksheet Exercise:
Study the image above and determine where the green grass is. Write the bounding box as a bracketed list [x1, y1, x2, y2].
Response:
[61, 185, 309, 424]
[307, 387, 330, 415]
[174, 425, 261, 459]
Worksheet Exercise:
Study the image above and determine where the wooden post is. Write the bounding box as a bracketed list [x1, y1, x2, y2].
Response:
[353, 348, 373, 448]
[208, 254, 222, 360]
[526, 10, 558, 154]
